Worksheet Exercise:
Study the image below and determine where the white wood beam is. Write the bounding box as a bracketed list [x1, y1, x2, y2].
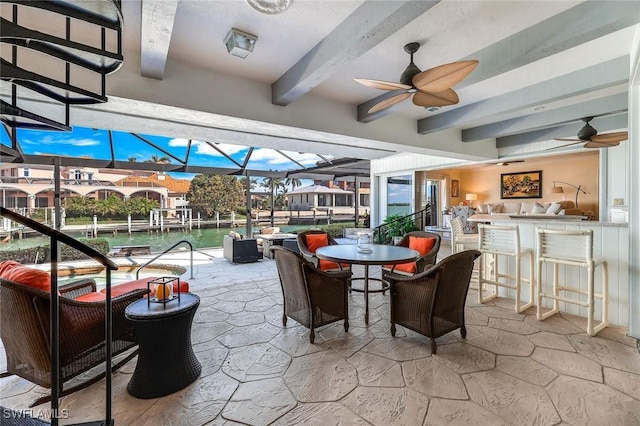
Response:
[418, 56, 630, 135]
[272, 0, 440, 106]
[359, 1, 640, 123]
[140, 0, 179, 80]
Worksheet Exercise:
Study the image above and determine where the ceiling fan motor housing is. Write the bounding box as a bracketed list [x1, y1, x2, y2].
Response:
[577, 122, 597, 141]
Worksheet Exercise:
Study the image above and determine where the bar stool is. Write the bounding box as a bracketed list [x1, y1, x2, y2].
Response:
[536, 228, 608, 336]
[450, 216, 479, 254]
[477, 224, 534, 313]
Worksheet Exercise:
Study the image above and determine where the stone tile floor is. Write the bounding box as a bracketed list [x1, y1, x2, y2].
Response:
[1, 247, 639, 425]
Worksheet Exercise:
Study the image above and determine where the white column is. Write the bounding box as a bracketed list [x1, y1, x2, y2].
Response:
[628, 27, 640, 338]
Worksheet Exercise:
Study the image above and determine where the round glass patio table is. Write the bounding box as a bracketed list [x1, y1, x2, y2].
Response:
[316, 244, 419, 324]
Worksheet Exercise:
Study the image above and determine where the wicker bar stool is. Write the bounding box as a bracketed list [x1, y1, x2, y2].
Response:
[536, 228, 608, 336]
[478, 224, 535, 313]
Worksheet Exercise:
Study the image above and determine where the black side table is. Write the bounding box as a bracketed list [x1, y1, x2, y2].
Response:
[125, 293, 201, 398]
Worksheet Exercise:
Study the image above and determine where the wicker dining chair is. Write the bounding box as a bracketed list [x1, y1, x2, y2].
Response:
[382, 231, 441, 276]
[296, 229, 350, 272]
[383, 249, 481, 354]
[271, 245, 351, 343]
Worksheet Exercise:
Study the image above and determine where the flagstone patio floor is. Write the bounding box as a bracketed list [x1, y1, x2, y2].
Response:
[1, 247, 639, 425]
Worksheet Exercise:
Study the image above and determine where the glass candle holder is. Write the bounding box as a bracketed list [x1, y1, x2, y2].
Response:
[154, 283, 173, 301]
[357, 231, 373, 253]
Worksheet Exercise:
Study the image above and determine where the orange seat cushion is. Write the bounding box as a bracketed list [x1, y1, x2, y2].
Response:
[75, 292, 107, 302]
[318, 259, 350, 271]
[305, 234, 329, 253]
[100, 277, 189, 297]
[409, 236, 437, 256]
[384, 261, 417, 274]
[1, 263, 51, 291]
[0, 260, 21, 276]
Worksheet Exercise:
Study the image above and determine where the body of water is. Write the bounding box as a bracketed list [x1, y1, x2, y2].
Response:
[1, 225, 310, 253]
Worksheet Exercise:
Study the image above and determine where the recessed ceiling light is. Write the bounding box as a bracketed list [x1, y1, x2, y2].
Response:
[533, 106, 545, 111]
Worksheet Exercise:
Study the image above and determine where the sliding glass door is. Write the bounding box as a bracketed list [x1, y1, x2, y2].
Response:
[386, 175, 412, 217]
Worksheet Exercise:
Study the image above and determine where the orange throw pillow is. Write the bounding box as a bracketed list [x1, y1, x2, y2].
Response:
[3, 265, 51, 291]
[305, 234, 329, 253]
[409, 236, 436, 256]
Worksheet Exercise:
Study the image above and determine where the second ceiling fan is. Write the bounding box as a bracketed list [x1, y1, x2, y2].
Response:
[554, 117, 628, 148]
[355, 42, 478, 114]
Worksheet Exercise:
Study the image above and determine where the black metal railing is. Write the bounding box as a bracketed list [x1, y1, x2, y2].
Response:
[373, 208, 431, 245]
[0, 206, 118, 425]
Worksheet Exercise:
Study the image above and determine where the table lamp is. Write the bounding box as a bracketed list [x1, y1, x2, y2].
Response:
[465, 193, 477, 207]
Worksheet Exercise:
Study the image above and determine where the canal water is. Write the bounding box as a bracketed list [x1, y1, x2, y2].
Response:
[1, 225, 311, 253]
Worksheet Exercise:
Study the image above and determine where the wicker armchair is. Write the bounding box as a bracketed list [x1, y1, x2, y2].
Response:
[296, 229, 350, 272]
[382, 231, 442, 275]
[383, 250, 481, 354]
[0, 277, 148, 406]
[271, 246, 351, 343]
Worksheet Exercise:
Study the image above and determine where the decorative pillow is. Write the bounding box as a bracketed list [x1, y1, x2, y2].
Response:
[476, 203, 489, 214]
[305, 233, 329, 253]
[2, 265, 51, 291]
[409, 236, 437, 256]
[488, 203, 503, 213]
[546, 203, 562, 215]
[531, 202, 548, 214]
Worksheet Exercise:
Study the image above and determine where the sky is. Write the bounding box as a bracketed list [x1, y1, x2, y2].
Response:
[1, 125, 327, 185]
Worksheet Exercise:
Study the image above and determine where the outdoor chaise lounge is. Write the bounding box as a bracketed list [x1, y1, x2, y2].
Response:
[0, 261, 148, 406]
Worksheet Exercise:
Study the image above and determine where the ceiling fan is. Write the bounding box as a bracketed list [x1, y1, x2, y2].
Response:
[354, 42, 478, 114]
[554, 117, 628, 148]
[483, 159, 525, 167]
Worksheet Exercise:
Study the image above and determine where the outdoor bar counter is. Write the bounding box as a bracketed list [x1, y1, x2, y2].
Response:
[467, 215, 630, 328]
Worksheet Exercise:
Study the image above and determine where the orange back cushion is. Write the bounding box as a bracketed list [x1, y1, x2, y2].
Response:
[305, 233, 329, 253]
[2, 265, 51, 291]
[409, 236, 437, 256]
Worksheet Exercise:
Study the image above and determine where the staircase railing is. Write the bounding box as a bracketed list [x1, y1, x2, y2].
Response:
[373, 208, 431, 245]
[0, 206, 118, 425]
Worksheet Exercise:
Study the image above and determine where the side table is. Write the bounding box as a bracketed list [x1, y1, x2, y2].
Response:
[125, 293, 201, 398]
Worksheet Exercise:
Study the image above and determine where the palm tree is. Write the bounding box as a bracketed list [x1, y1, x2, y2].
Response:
[128, 156, 137, 162]
[285, 177, 302, 191]
[261, 177, 283, 226]
[145, 154, 170, 164]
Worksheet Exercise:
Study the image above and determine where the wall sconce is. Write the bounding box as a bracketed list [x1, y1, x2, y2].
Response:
[465, 193, 477, 207]
[224, 28, 258, 58]
[551, 181, 586, 208]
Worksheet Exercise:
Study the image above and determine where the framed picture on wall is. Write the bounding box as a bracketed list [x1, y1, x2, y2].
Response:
[451, 179, 459, 198]
[501, 170, 542, 199]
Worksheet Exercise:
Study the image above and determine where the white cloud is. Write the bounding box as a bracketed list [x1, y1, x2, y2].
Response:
[168, 139, 248, 157]
[22, 134, 100, 147]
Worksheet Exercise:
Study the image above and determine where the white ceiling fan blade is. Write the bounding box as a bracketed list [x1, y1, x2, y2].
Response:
[368, 92, 411, 113]
[354, 78, 411, 91]
[412, 60, 479, 92]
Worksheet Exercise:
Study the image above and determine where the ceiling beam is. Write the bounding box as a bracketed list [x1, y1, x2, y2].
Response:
[462, 93, 629, 142]
[140, 0, 179, 80]
[271, 0, 440, 106]
[496, 113, 628, 148]
[418, 56, 630, 135]
[359, 1, 640, 123]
